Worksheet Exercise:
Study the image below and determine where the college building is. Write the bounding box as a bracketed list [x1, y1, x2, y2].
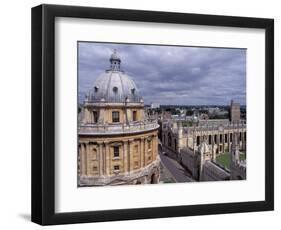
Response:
[78, 51, 160, 186]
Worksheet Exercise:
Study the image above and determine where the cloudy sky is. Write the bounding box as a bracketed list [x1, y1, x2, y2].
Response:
[78, 42, 246, 106]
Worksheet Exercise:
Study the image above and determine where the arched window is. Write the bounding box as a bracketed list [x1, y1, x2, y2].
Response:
[214, 135, 217, 144]
[196, 136, 200, 146]
[113, 146, 119, 158]
[168, 133, 172, 147]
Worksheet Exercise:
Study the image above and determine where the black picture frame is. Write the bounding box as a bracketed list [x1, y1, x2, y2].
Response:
[31, 4, 274, 225]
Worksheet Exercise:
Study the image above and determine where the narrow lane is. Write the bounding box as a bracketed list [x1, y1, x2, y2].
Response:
[158, 150, 194, 182]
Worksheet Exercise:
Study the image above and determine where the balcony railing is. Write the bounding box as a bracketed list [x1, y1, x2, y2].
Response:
[79, 120, 159, 135]
[86, 94, 143, 104]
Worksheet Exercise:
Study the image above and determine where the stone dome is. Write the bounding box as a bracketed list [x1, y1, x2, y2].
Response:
[87, 50, 142, 103]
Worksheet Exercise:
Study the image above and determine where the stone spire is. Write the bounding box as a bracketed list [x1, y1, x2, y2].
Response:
[197, 137, 211, 181]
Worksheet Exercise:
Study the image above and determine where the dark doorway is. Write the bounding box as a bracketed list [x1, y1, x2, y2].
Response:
[151, 173, 158, 184]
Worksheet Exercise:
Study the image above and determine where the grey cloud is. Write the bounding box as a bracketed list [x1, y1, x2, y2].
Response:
[78, 42, 246, 105]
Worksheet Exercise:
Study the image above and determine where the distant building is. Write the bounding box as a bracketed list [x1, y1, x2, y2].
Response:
[150, 103, 160, 109]
[162, 119, 246, 156]
[160, 111, 172, 120]
[160, 100, 246, 182]
[162, 121, 246, 181]
[230, 100, 241, 122]
[230, 132, 246, 180]
[208, 107, 220, 115]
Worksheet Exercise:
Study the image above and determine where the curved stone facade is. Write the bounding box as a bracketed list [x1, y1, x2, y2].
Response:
[78, 131, 159, 186]
[78, 51, 160, 186]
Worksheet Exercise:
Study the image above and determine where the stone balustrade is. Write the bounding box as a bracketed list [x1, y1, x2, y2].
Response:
[79, 120, 159, 135]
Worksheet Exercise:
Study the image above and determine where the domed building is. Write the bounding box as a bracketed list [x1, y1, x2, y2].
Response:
[78, 50, 160, 186]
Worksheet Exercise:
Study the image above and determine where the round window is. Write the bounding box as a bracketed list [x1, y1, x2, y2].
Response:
[113, 87, 118, 93]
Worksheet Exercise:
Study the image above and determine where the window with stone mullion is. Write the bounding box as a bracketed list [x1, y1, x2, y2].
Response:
[112, 111, 120, 122]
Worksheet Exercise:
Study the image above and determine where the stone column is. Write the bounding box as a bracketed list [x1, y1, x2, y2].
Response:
[84, 109, 89, 123]
[228, 129, 230, 153]
[97, 141, 103, 176]
[104, 141, 110, 176]
[80, 143, 85, 176]
[244, 131, 247, 152]
[230, 132, 232, 151]
[211, 135, 214, 156]
[151, 135, 154, 161]
[154, 134, 158, 161]
[123, 140, 128, 173]
[128, 139, 134, 172]
[77, 144, 81, 176]
[242, 131, 246, 151]
[212, 135, 217, 161]
[86, 143, 90, 176]
[101, 141, 105, 175]
[90, 109, 93, 123]
[240, 132, 243, 149]
[222, 132, 225, 153]
[98, 109, 104, 123]
[140, 137, 145, 168]
[213, 148, 216, 162]
[85, 108, 91, 123]
[144, 138, 148, 165]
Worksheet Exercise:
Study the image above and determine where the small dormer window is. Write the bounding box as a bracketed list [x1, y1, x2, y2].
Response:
[94, 86, 99, 92]
[113, 87, 118, 93]
[131, 88, 135, 94]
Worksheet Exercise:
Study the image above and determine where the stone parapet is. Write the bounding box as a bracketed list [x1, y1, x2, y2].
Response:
[79, 121, 159, 136]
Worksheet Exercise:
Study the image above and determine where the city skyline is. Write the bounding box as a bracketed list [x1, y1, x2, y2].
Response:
[78, 42, 246, 106]
[78, 48, 247, 186]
